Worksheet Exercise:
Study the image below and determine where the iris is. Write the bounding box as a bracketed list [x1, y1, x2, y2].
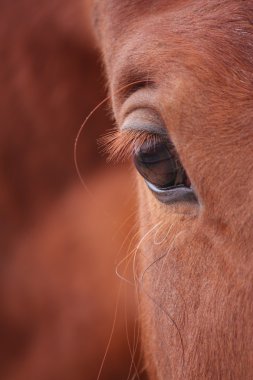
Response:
[133, 140, 191, 191]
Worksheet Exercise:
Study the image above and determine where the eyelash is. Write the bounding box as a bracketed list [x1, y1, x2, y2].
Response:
[99, 127, 197, 206]
[98, 128, 166, 163]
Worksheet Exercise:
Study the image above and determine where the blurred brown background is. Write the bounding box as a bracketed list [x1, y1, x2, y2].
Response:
[0, 1, 143, 379]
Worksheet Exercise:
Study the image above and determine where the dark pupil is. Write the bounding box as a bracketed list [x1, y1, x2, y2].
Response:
[133, 140, 190, 190]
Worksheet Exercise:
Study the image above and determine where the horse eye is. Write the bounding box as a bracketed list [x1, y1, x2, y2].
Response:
[133, 139, 195, 202]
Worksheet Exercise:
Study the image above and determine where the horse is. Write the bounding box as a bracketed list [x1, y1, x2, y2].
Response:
[93, 1, 253, 378]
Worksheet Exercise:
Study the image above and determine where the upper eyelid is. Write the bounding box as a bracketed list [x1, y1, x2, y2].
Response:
[121, 108, 168, 136]
[117, 86, 161, 127]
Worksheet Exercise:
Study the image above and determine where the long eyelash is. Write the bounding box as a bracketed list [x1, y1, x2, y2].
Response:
[98, 128, 164, 163]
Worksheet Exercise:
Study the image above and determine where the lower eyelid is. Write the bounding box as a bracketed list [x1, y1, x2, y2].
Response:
[145, 181, 198, 204]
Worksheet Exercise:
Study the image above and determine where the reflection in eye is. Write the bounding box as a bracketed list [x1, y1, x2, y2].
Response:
[134, 139, 191, 191]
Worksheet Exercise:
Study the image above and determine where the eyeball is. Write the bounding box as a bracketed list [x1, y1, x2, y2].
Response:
[133, 139, 197, 204]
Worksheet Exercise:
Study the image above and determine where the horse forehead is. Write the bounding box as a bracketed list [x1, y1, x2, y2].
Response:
[95, 1, 252, 81]
[93, 0, 179, 18]
[93, 0, 247, 33]
[93, 0, 192, 39]
[95, 0, 185, 11]
[94, 0, 253, 62]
